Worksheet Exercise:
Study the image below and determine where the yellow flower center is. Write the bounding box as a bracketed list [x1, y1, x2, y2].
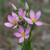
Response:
[13, 21, 17, 26]
[31, 19, 36, 23]
[21, 33, 25, 37]
[19, 17, 23, 20]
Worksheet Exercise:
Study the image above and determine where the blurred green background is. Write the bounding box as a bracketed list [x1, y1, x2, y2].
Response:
[0, 0, 50, 50]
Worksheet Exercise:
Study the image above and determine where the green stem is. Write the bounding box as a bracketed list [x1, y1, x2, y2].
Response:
[21, 24, 36, 50]
[29, 24, 35, 39]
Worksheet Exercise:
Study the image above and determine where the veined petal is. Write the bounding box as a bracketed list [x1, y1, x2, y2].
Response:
[8, 15, 14, 23]
[25, 27, 30, 34]
[30, 10, 35, 19]
[18, 8, 23, 16]
[35, 21, 43, 26]
[19, 25, 24, 33]
[4, 22, 13, 27]
[25, 35, 29, 39]
[19, 37, 24, 43]
[13, 25, 17, 29]
[35, 11, 41, 20]
[14, 32, 21, 37]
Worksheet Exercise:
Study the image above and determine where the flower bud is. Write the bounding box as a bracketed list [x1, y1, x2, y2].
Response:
[25, 2, 29, 9]
[11, 3, 17, 10]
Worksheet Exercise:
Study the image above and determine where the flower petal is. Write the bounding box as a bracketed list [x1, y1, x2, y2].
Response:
[19, 25, 24, 33]
[19, 37, 24, 43]
[25, 27, 30, 34]
[23, 17, 31, 21]
[28, 21, 33, 24]
[13, 25, 17, 29]
[23, 11, 26, 17]
[4, 22, 13, 27]
[12, 12, 19, 22]
[35, 11, 41, 20]
[8, 15, 14, 23]
[25, 35, 29, 39]
[35, 21, 43, 26]
[30, 10, 35, 19]
[14, 32, 21, 37]
[12, 12, 18, 17]
[18, 8, 23, 16]
[23, 17, 33, 24]
[13, 17, 19, 22]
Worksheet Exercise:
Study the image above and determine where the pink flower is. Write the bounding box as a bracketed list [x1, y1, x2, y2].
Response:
[4, 12, 19, 29]
[24, 10, 43, 26]
[18, 8, 26, 20]
[14, 25, 30, 43]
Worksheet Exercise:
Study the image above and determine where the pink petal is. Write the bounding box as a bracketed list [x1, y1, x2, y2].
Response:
[4, 22, 13, 27]
[13, 17, 19, 22]
[35, 11, 41, 20]
[23, 17, 31, 21]
[13, 25, 17, 29]
[23, 17, 33, 24]
[35, 21, 43, 26]
[8, 15, 14, 23]
[18, 8, 23, 16]
[12, 12, 19, 22]
[25, 27, 30, 34]
[23, 11, 26, 17]
[15, 17, 19, 22]
[12, 12, 18, 17]
[28, 21, 33, 24]
[14, 32, 21, 37]
[30, 10, 35, 19]
[25, 35, 29, 39]
[19, 37, 24, 43]
[19, 25, 24, 33]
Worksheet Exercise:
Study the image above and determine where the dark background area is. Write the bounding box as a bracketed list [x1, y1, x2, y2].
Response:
[0, 0, 50, 50]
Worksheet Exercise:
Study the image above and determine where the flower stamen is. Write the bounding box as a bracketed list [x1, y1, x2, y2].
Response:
[31, 19, 36, 23]
[13, 21, 17, 26]
[21, 33, 25, 37]
[19, 16, 23, 20]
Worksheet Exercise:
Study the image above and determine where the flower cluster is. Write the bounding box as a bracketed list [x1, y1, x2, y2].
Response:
[4, 8, 26, 29]
[4, 3, 43, 43]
